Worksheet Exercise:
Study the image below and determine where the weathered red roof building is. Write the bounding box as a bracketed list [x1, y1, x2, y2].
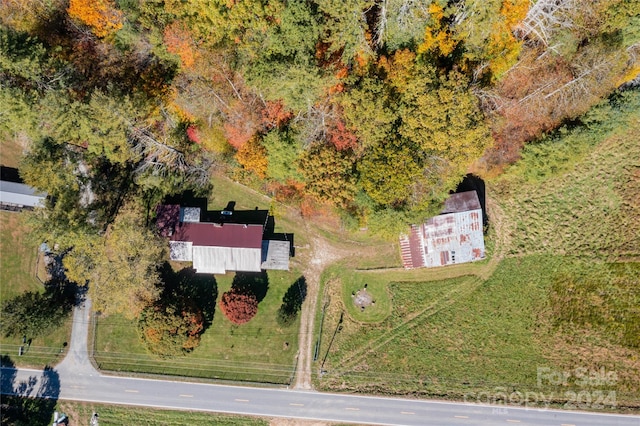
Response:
[399, 191, 485, 268]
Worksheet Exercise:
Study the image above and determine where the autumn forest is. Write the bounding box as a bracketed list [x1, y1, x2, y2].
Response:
[1, 0, 639, 319]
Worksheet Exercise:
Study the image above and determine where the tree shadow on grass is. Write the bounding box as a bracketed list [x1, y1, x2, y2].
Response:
[231, 271, 269, 303]
[158, 263, 218, 329]
[277, 276, 307, 326]
[0, 355, 60, 426]
[0, 278, 78, 340]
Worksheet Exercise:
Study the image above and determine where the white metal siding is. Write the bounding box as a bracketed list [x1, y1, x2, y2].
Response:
[0, 181, 46, 208]
[192, 246, 262, 274]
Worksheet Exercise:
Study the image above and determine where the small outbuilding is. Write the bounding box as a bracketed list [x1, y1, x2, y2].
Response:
[0, 180, 46, 211]
[399, 191, 485, 268]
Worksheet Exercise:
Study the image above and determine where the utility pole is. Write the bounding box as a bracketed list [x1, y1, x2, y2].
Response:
[320, 311, 343, 373]
[314, 299, 329, 362]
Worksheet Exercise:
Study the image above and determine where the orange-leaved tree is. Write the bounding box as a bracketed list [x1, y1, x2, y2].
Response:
[261, 100, 293, 130]
[68, 0, 123, 38]
[163, 22, 198, 70]
[235, 136, 268, 178]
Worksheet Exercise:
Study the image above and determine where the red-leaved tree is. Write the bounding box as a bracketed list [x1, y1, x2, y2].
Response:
[219, 289, 258, 324]
[261, 100, 293, 131]
[328, 119, 358, 151]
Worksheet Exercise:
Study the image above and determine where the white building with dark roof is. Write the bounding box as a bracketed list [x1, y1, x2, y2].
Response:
[157, 204, 291, 274]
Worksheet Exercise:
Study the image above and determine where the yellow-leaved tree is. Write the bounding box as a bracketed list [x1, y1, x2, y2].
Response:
[417, 2, 458, 57]
[486, 0, 529, 80]
[63, 203, 163, 319]
[235, 136, 268, 178]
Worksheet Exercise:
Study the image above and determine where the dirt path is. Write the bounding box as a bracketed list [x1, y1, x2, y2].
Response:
[293, 235, 352, 389]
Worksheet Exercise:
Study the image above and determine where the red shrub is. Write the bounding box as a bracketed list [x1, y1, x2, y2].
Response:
[219, 289, 258, 324]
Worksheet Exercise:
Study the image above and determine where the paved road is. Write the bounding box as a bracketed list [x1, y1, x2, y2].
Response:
[2, 299, 639, 426]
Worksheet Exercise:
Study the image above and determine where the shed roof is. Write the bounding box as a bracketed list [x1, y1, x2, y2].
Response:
[0, 180, 47, 208]
[261, 240, 290, 270]
[442, 191, 481, 214]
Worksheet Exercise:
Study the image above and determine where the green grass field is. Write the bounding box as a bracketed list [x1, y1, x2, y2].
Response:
[0, 212, 41, 299]
[94, 269, 303, 384]
[318, 258, 639, 404]
[496, 122, 640, 261]
[0, 211, 72, 368]
[313, 90, 640, 410]
[54, 401, 268, 425]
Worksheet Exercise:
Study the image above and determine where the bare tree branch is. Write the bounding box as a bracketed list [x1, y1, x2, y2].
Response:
[516, 0, 577, 46]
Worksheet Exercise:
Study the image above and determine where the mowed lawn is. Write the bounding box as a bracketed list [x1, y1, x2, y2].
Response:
[94, 269, 303, 384]
[314, 92, 640, 409]
[93, 175, 312, 383]
[0, 211, 72, 368]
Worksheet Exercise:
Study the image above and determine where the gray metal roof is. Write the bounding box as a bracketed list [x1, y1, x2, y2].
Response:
[0, 180, 46, 207]
[261, 240, 290, 271]
[192, 246, 262, 274]
[441, 191, 481, 214]
[181, 207, 201, 223]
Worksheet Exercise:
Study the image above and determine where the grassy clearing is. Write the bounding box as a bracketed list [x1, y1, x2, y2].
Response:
[317, 257, 640, 407]
[55, 400, 268, 425]
[348, 241, 402, 270]
[94, 269, 302, 384]
[0, 211, 71, 368]
[208, 174, 309, 248]
[0, 139, 25, 169]
[313, 90, 640, 409]
[0, 318, 72, 369]
[324, 264, 392, 324]
[209, 173, 395, 252]
[0, 212, 41, 300]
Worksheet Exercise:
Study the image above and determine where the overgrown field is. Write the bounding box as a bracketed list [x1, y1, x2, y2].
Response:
[494, 92, 640, 260]
[314, 90, 640, 409]
[54, 401, 268, 425]
[94, 269, 303, 384]
[0, 211, 71, 368]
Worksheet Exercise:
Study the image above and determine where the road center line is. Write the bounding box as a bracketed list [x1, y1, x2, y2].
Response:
[560, 424, 576, 426]
[400, 411, 415, 415]
[454, 415, 469, 419]
[234, 399, 249, 402]
[179, 394, 193, 398]
[124, 389, 139, 393]
[289, 403, 304, 407]
[506, 420, 521, 423]
[345, 407, 360, 411]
